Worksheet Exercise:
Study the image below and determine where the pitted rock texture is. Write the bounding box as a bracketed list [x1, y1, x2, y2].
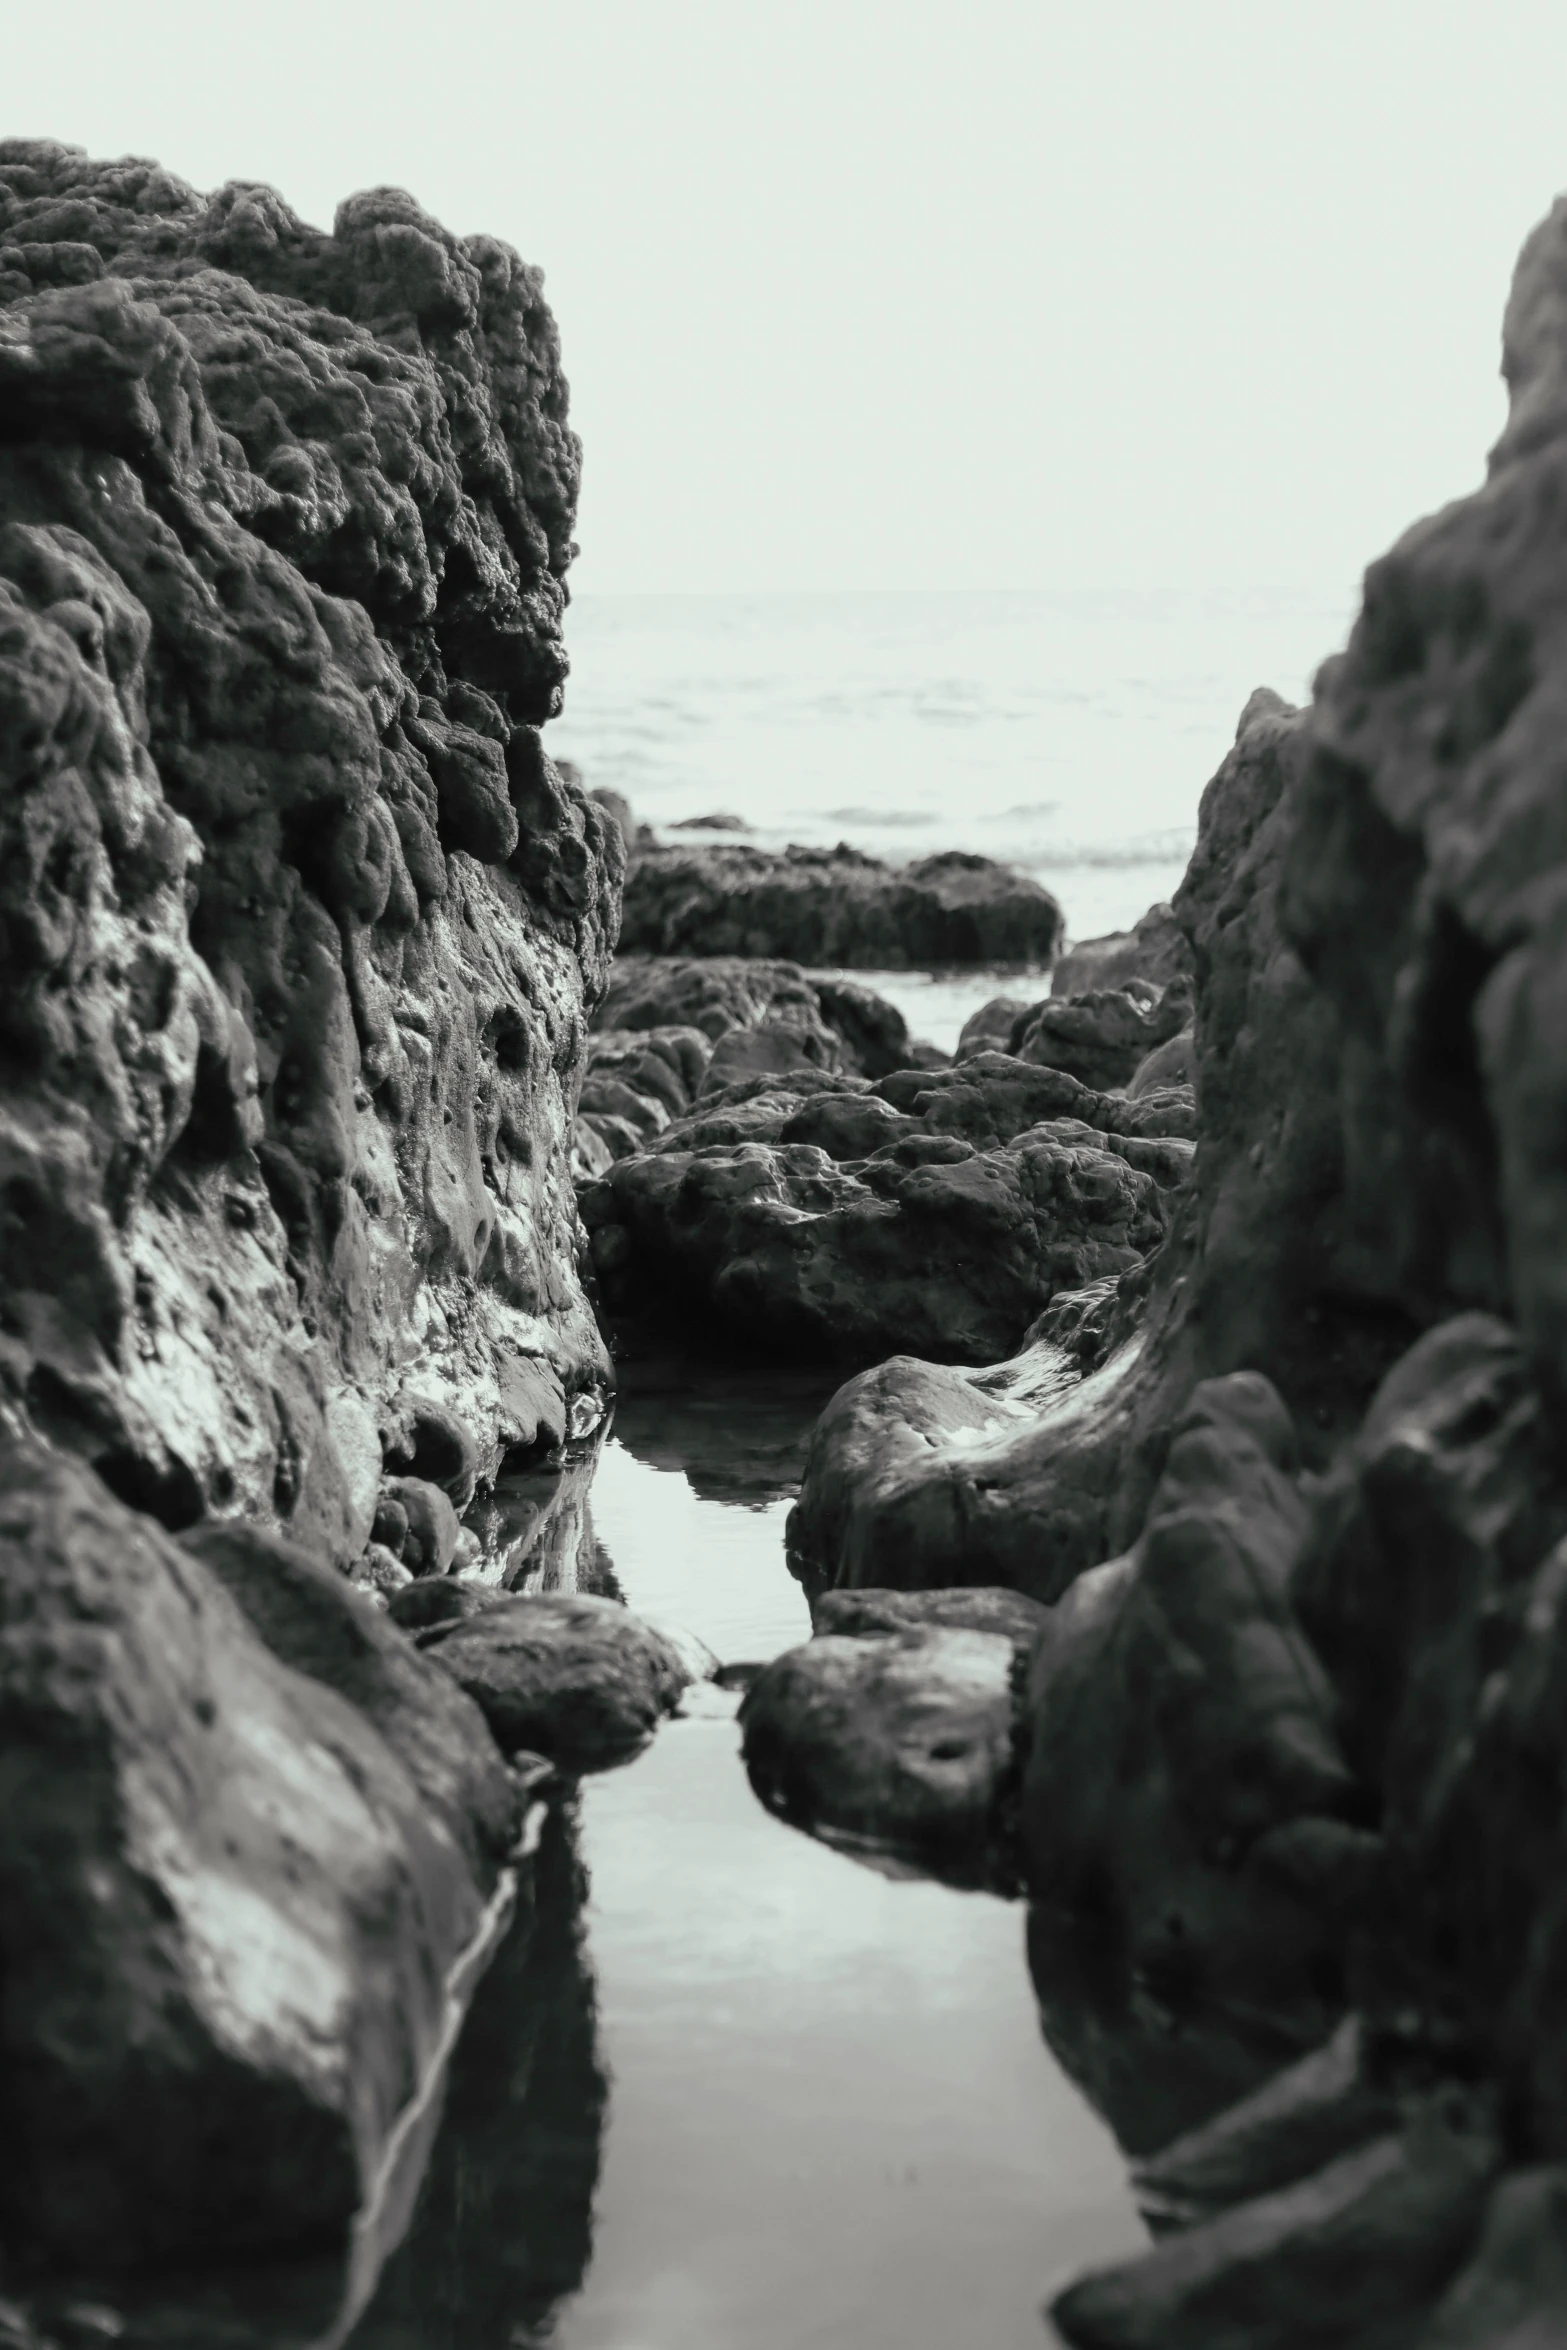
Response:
[582, 1118, 1171, 1369]
[618, 840, 1065, 967]
[0, 141, 619, 1560]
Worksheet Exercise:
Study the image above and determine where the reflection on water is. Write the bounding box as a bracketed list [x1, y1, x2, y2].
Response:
[349, 1804, 605, 2350]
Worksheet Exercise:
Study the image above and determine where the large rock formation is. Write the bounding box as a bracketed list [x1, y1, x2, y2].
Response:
[0, 139, 619, 1565]
[0, 139, 625, 2305]
[758, 186, 1567, 2350]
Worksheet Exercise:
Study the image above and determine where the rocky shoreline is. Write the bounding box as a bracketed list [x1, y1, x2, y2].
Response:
[7, 129, 1567, 2350]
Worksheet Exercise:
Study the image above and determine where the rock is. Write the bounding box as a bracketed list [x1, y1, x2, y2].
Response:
[382, 1397, 482, 1511]
[1132, 2018, 1400, 2231]
[371, 1495, 410, 1556]
[739, 1626, 1020, 1889]
[580, 1121, 1167, 1367]
[384, 1474, 462, 1575]
[0, 1440, 509, 2272]
[618, 841, 1065, 967]
[1011, 981, 1193, 1093]
[181, 1518, 520, 1880]
[357, 1542, 414, 1597]
[1052, 2093, 1499, 2350]
[420, 1590, 692, 1771]
[1421, 2166, 1567, 2347]
[810, 975, 912, 1079]
[1018, 1376, 1359, 2082]
[874, 1050, 1198, 1144]
[1128, 1025, 1195, 1096]
[956, 994, 1034, 1059]
[811, 1583, 1051, 1646]
[387, 1574, 506, 1634]
[0, 142, 615, 1553]
[700, 1017, 839, 1094]
[669, 809, 750, 831]
[1052, 901, 1193, 999]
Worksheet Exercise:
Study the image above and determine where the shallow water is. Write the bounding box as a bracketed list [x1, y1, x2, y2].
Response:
[353, 1350, 1145, 2348]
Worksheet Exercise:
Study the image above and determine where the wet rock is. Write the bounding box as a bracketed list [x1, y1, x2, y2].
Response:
[1128, 1024, 1194, 1096]
[420, 1590, 692, 1771]
[371, 1495, 410, 1556]
[356, 1542, 413, 1598]
[580, 1120, 1166, 1368]
[597, 954, 832, 1041]
[1052, 901, 1193, 1000]
[810, 975, 912, 1079]
[874, 1048, 1198, 1143]
[387, 1574, 509, 1635]
[739, 1626, 1019, 1889]
[0, 142, 614, 1553]
[384, 1474, 461, 1575]
[701, 1016, 839, 1095]
[1052, 2092, 1499, 2350]
[619, 840, 1065, 966]
[0, 1440, 508, 2272]
[181, 1518, 520, 1881]
[811, 1583, 1050, 1646]
[956, 993, 1033, 1059]
[1018, 1376, 1359, 2066]
[1010, 981, 1193, 1093]
[1421, 2165, 1567, 2347]
[1132, 2018, 1400, 2231]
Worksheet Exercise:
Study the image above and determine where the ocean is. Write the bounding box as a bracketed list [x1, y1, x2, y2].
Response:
[550, 587, 1357, 938]
[550, 586, 1357, 1048]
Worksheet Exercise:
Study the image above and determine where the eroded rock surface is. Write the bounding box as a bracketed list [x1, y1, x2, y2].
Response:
[0, 139, 617, 1563]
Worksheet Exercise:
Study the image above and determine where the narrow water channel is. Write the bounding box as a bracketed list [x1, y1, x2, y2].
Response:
[352, 1350, 1146, 2350]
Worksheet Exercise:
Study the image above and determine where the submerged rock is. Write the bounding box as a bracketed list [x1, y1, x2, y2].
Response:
[619, 840, 1065, 966]
[419, 1591, 693, 1772]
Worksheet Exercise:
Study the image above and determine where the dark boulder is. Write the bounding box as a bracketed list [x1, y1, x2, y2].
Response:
[618, 840, 1065, 967]
[739, 1625, 1020, 1889]
[419, 1590, 693, 1771]
[1010, 979, 1193, 1093]
[1051, 900, 1193, 999]
[0, 1442, 509, 2274]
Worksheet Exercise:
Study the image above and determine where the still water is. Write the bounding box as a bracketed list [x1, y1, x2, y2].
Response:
[353, 1353, 1144, 2350]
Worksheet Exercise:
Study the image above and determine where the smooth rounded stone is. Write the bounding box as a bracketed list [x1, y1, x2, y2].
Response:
[1052, 2095, 1500, 2350]
[956, 993, 1035, 1060]
[786, 1327, 1128, 1600]
[739, 1626, 1020, 1889]
[809, 975, 911, 1078]
[812, 1584, 1050, 1648]
[618, 841, 1065, 967]
[1051, 902, 1193, 1000]
[1132, 2018, 1401, 2232]
[1128, 1024, 1194, 1097]
[371, 1495, 410, 1556]
[700, 1017, 839, 1095]
[388, 1575, 509, 1634]
[1421, 2166, 1567, 2347]
[580, 1123, 1165, 1368]
[0, 145, 614, 1569]
[181, 1519, 520, 1879]
[0, 1443, 508, 2272]
[421, 1592, 693, 1772]
[1010, 982, 1193, 1093]
[385, 1476, 461, 1575]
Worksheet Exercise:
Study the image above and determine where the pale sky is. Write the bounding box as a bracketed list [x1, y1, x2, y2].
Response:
[8, 2, 1567, 603]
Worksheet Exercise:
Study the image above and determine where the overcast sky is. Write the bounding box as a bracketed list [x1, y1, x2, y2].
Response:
[9, 2, 1567, 605]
